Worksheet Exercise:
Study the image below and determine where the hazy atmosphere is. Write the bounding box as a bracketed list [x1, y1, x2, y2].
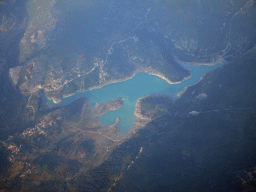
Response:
[0, 0, 256, 191]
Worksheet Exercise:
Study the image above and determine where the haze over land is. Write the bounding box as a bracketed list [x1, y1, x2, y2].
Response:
[0, 0, 256, 191]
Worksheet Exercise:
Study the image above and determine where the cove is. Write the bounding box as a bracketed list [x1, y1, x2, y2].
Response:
[47, 63, 221, 136]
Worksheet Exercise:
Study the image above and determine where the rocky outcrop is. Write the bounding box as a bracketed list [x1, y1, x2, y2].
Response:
[9, 66, 22, 86]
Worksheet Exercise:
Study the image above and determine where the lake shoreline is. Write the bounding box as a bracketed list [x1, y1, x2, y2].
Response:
[51, 66, 191, 104]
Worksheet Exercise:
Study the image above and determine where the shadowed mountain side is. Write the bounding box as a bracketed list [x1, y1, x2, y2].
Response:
[1, 29, 256, 192]
[0, 0, 29, 139]
[1, 1, 256, 191]
[107, 46, 256, 192]
[7, 0, 256, 107]
[10, 0, 198, 105]
[67, 46, 256, 192]
[134, 24, 191, 83]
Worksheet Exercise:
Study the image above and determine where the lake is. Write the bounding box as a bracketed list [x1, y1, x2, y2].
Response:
[47, 63, 221, 135]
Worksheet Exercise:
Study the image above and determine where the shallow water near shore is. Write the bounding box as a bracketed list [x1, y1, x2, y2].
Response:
[47, 63, 221, 135]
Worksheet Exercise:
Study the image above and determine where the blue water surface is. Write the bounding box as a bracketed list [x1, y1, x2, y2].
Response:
[48, 63, 221, 135]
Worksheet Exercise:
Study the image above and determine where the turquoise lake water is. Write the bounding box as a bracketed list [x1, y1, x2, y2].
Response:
[48, 63, 221, 135]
